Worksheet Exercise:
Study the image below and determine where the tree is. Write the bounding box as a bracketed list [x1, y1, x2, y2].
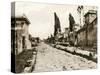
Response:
[69, 13, 75, 32]
[77, 5, 84, 26]
[77, 6, 83, 14]
[54, 12, 61, 36]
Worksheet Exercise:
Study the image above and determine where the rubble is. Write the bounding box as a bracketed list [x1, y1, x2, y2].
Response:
[51, 44, 97, 63]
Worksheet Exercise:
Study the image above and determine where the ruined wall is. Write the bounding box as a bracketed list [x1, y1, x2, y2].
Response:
[77, 18, 97, 47]
[77, 29, 86, 47]
[22, 22, 31, 49]
[15, 30, 23, 55]
[87, 18, 97, 47]
[11, 19, 31, 55]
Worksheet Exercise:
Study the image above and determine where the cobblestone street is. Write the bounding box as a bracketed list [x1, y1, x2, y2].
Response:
[33, 42, 96, 72]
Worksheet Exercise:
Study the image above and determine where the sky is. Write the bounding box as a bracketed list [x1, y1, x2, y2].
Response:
[15, 2, 97, 40]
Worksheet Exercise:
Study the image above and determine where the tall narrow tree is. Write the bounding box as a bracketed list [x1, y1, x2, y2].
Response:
[69, 13, 75, 32]
[77, 5, 84, 27]
[54, 12, 61, 37]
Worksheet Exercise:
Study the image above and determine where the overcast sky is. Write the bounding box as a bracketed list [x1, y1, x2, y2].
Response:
[15, 2, 97, 40]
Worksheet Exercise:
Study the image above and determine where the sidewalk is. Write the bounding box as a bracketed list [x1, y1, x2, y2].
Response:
[51, 44, 97, 63]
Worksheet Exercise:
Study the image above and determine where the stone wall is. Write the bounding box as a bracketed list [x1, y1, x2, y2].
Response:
[77, 18, 97, 47]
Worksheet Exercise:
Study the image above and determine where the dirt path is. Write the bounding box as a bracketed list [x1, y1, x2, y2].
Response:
[33, 42, 96, 72]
